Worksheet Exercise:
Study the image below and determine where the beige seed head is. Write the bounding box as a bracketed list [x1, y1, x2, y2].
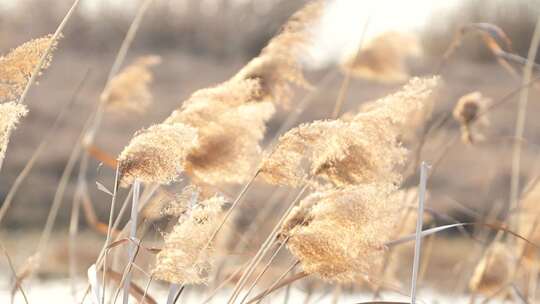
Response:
[101, 55, 161, 114]
[261, 77, 439, 188]
[453, 91, 491, 144]
[0, 35, 59, 102]
[0, 102, 28, 166]
[152, 195, 226, 285]
[341, 31, 422, 83]
[280, 183, 400, 283]
[117, 123, 199, 187]
[469, 242, 514, 296]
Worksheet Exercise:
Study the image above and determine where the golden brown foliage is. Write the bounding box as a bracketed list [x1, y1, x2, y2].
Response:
[280, 183, 401, 282]
[469, 242, 514, 296]
[517, 182, 540, 266]
[342, 32, 421, 83]
[152, 195, 226, 285]
[0, 35, 58, 102]
[117, 123, 199, 187]
[262, 77, 440, 187]
[453, 91, 491, 144]
[0, 102, 28, 166]
[101, 55, 161, 114]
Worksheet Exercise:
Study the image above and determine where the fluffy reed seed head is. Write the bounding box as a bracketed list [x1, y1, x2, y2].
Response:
[166, 93, 275, 185]
[280, 183, 401, 282]
[469, 242, 514, 296]
[101, 55, 161, 114]
[262, 77, 440, 187]
[141, 186, 198, 221]
[117, 123, 199, 187]
[153, 195, 226, 285]
[0, 102, 28, 165]
[453, 91, 491, 144]
[232, 0, 324, 107]
[341, 31, 422, 83]
[0, 35, 58, 102]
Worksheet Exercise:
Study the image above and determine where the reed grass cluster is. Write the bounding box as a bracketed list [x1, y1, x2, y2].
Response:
[0, 102, 28, 167]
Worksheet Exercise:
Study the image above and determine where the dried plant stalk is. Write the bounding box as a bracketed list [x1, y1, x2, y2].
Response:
[0, 35, 59, 102]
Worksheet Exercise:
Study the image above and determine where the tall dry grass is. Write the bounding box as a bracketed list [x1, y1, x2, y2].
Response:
[2, 1, 540, 304]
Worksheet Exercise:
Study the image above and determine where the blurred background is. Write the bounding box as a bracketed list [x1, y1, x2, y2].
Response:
[1, 0, 540, 283]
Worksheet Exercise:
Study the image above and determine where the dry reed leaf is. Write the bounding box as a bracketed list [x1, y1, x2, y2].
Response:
[280, 183, 401, 282]
[117, 123, 199, 187]
[342, 31, 422, 83]
[262, 77, 440, 187]
[152, 195, 226, 285]
[101, 55, 161, 114]
[0, 35, 58, 102]
[469, 242, 514, 296]
[0, 102, 28, 166]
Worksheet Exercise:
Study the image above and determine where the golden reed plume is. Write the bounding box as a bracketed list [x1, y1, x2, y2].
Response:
[0, 102, 28, 167]
[453, 91, 491, 144]
[117, 123, 198, 186]
[118, 1, 324, 187]
[0, 35, 59, 102]
[101, 55, 161, 114]
[261, 76, 440, 187]
[279, 183, 401, 282]
[153, 195, 226, 285]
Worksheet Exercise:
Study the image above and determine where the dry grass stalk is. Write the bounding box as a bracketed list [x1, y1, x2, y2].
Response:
[469, 242, 514, 296]
[152, 195, 227, 285]
[118, 1, 323, 186]
[452, 91, 491, 144]
[0, 35, 58, 102]
[341, 32, 421, 83]
[279, 183, 401, 283]
[0, 102, 28, 167]
[117, 123, 199, 187]
[101, 55, 161, 114]
[262, 77, 440, 187]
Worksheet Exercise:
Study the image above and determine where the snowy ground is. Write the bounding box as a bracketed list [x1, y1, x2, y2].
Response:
[0, 277, 494, 304]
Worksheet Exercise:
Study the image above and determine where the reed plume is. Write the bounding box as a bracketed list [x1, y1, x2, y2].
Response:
[517, 182, 540, 266]
[0, 102, 28, 167]
[469, 242, 514, 296]
[101, 55, 161, 114]
[279, 183, 400, 282]
[453, 91, 491, 144]
[119, 1, 323, 186]
[153, 195, 226, 285]
[117, 123, 199, 187]
[262, 77, 440, 187]
[341, 32, 421, 83]
[0, 35, 59, 102]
